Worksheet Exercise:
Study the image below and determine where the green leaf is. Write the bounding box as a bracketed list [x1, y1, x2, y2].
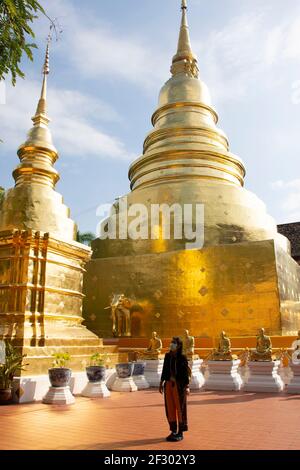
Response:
[0, 0, 48, 85]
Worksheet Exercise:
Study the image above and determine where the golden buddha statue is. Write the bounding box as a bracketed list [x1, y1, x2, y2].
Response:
[250, 328, 273, 361]
[140, 331, 163, 360]
[105, 294, 132, 337]
[211, 331, 235, 361]
[182, 330, 196, 359]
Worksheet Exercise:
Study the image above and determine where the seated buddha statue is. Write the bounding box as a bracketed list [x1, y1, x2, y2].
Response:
[291, 331, 300, 365]
[250, 328, 273, 361]
[140, 331, 163, 360]
[182, 330, 197, 359]
[211, 331, 235, 361]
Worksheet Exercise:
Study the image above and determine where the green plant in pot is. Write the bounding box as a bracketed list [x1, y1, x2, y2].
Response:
[86, 353, 109, 383]
[49, 353, 72, 388]
[0, 341, 27, 404]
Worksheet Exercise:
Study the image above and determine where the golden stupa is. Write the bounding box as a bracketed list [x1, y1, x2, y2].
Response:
[0, 41, 103, 375]
[83, 0, 300, 339]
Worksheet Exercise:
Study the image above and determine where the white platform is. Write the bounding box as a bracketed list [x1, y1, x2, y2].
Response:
[144, 359, 164, 387]
[81, 381, 111, 398]
[133, 375, 150, 390]
[111, 377, 138, 392]
[238, 365, 250, 382]
[244, 361, 284, 393]
[205, 360, 243, 391]
[12, 369, 118, 403]
[279, 365, 292, 386]
[42, 386, 75, 405]
[12, 371, 89, 403]
[189, 359, 205, 390]
[287, 363, 300, 394]
[106, 371, 117, 390]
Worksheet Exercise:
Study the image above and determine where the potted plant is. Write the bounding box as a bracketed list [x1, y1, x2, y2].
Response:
[48, 352, 72, 388]
[111, 361, 137, 392]
[0, 341, 27, 405]
[43, 352, 75, 405]
[82, 352, 111, 398]
[86, 353, 108, 384]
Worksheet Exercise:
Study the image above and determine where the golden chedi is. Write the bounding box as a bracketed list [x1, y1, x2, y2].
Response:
[0, 42, 102, 379]
[83, 0, 300, 339]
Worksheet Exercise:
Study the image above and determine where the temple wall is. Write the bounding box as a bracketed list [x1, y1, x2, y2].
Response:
[83, 239, 299, 339]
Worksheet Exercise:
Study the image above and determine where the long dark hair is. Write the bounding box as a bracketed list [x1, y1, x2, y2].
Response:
[172, 336, 183, 356]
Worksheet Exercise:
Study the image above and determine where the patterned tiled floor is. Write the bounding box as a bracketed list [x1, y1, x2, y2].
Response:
[1, 389, 300, 450]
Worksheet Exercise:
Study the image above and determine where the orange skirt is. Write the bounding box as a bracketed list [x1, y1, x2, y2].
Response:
[164, 381, 183, 426]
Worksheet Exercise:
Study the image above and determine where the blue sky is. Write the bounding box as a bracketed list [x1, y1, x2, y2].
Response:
[0, 0, 300, 235]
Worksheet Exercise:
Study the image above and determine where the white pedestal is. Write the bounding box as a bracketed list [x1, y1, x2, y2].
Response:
[106, 370, 117, 391]
[133, 375, 150, 390]
[279, 365, 292, 385]
[205, 360, 243, 391]
[12, 372, 88, 403]
[111, 377, 138, 392]
[42, 386, 75, 405]
[81, 381, 111, 398]
[144, 360, 164, 387]
[189, 359, 205, 390]
[287, 364, 300, 394]
[238, 365, 250, 382]
[244, 361, 284, 393]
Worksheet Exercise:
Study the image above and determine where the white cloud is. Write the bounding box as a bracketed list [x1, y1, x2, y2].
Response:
[35, 0, 169, 92]
[271, 179, 300, 223]
[192, 8, 300, 104]
[68, 26, 168, 91]
[195, 13, 265, 102]
[0, 80, 134, 161]
[31, 0, 300, 106]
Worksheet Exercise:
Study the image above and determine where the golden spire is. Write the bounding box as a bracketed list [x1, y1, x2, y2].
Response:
[33, 39, 50, 122]
[22, 30, 54, 145]
[171, 0, 199, 78]
[129, 0, 246, 192]
[15, 32, 59, 188]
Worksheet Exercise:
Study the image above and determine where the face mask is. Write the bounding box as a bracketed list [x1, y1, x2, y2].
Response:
[170, 342, 177, 351]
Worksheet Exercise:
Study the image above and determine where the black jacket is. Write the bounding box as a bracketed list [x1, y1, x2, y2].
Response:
[161, 352, 190, 387]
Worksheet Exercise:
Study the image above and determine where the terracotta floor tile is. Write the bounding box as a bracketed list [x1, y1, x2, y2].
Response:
[1, 390, 300, 450]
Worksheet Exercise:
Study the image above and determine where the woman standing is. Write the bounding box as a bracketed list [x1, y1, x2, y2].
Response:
[159, 337, 190, 442]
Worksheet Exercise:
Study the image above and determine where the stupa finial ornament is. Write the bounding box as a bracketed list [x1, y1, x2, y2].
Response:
[182, 0, 187, 9]
[33, 26, 52, 124]
[15, 26, 60, 190]
[171, 0, 199, 78]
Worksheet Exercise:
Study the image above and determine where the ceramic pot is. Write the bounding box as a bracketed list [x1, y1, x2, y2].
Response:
[115, 362, 134, 379]
[86, 366, 106, 383]
[0, 388, 12, 404]
[133, 362, 146, 376]
[48, 368, 72, 387]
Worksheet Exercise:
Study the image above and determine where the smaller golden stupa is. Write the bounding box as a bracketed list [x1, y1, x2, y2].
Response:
[0, 39, 103, 377]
